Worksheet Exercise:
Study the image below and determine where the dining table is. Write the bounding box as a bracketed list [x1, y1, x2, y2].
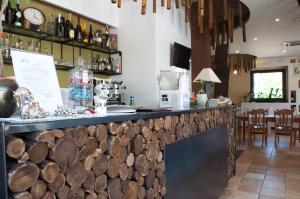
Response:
[236, 114, 300, 144]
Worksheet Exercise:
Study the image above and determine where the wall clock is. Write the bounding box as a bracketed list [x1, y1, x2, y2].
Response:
[23, 7, 45, 30]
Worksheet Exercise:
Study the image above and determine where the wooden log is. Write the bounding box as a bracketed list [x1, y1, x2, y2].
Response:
[146, 188, 154, 199]
[96, 141, 106, 155]
[35, 131, 55, 148]
[95, 175, 107, 193]
[119, 162, 128, 180]
[126, 120, 133, 127]
[8, 162, 40, 193]
[167, 0, 171, 9]
[145, 142, 158, 161]
[57, 185, 70, 199]
[108, 122, 118, 135]
[126, 153, 135, 167]
[133, 135, 144, 155]
[48, 173, 65, 193]
[108, 178, 122, 199]
[154, 118, 164, 131]
[142, 127, 152, 142]
[41, 191, 56, 199]
[67, 188, 85, 199]
[79, 137, 98, 160]
[120, 134, 130, 147]
[145, 169, 155, 188]
[122, 181, 138, 199]
[95, 125, 108, 142]
[6, 136, 26, 159]
[153, 0, 156, 13]
[119, 146, 128, 163]
[148, 160, 157, 170]
[84, 155, 95, 171]
[53, 136, 78, 169]
[50, 129, 65, 139]
[93, 154, 108, 176]
[41, 161, 59, 183]
[135, 154, 147, 172]
[87, 125, 96, 137]
[28, 142, 49, 164]
[108, 136, 122, 158]
[83, 170, 96, 192]
[164, 116, 172, 130]
[134, 171, 144, 186]
[97, 191, 108, 199]
[86, 192, 97, 199]
[156, 151, 163, 162]
[175, 0, 179, 8]
[124, 126, 135, 141]
[160, 186, 166, 197]
[14, 191, 33, 199]
[66, 162, 87, 189]
[146, 119, 154, 130]
[31, 180, 47, 199]
[70, 127, 89, 147]
[138, 186, 146, 199]
[107, 157, 120, 178]
[153, 178, 159, 197]
[127, 166, 133, 180]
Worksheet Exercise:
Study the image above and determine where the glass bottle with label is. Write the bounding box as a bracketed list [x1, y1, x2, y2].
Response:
[14, 0, 22, 27]
[5, 1, 14, 25]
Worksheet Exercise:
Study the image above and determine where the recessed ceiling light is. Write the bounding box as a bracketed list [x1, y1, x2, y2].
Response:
[282, 49, 287, 53]
[254, 37, 258, 41]
[233, 70, 238, 75]
[275, 18, 280, 22]
[235, 50, 240, 53]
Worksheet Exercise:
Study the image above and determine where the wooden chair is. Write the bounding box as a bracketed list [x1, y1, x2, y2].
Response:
[248, 109, 268, 146]
[274, 109, 295, 148]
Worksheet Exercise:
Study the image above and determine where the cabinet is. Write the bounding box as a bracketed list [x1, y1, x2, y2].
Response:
[2, 24, 122, 75]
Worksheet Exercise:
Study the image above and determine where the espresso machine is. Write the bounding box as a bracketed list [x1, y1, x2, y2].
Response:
[93, 79, 126, 105]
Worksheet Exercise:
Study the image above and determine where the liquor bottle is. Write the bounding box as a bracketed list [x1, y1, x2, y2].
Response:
[88, 24, 93, 45]
[55, 13, 63, 37]
[5, 1, 14, 25]
[82, 23, 88, 43]
[14, 0, 22, 27]
[66, 13, 75, 39]
[75, 16, 82, 42]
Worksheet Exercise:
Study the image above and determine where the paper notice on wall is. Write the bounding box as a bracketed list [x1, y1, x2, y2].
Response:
[11, 49, 63, 114]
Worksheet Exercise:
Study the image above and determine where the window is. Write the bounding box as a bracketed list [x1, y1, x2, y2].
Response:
[250, 69, 287, 102]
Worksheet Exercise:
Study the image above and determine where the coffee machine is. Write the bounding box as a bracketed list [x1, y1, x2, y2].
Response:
[93, 79, 126, 105]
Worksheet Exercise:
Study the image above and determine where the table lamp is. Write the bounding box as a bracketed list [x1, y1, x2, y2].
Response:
[193, 68, 222, 107]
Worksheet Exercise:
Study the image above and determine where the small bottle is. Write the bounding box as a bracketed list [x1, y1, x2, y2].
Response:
[88, 24, 93, 45]
[68, 13, 75, 39]
[55, 13, 63, 37]
[129, 96, 135, 106]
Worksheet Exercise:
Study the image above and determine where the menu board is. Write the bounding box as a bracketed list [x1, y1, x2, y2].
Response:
[11, 49, 63, 114]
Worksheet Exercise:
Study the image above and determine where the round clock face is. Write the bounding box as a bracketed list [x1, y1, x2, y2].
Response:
[23, 7, 45, 26]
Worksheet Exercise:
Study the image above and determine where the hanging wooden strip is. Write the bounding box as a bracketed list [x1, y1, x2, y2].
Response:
[111, 0, 117, 3]
[175, 0, 179, 8]
[167, 0, 171, 9]
[117, 0, 121, 8]
[185, 1, 188, 22]
[153, 0, 157, 13]
[229, 7, 234, 42]
[208, 0, 213, 30]
[197, 0, 204, 33]
[142, 0, 147, 15]
[161, 0, 165, 7]
[238, 2, 246, 42]
[200, 0, 204, 16]
[224, 0, 228, 20]
[134, 0, 137, 2]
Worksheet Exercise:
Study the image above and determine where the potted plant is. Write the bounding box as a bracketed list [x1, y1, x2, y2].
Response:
[196, 80, 208, 107]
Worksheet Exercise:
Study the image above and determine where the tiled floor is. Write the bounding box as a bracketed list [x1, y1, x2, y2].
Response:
[220, 133, 300, 199]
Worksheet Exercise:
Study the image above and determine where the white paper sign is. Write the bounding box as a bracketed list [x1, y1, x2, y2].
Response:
[11, 49, 63, 114]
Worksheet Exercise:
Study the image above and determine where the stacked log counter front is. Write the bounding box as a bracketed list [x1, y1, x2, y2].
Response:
[0, 106, 236, 199]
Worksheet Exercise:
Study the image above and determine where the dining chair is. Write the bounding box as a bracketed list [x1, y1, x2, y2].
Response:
[274, 109, 295, 148]
[248, 109, 268, 146]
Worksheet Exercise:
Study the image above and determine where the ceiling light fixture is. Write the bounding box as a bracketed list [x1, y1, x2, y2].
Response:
[275, 18, 280, 22]
[254, 37, 258, 41]
[282, 49, 287, 53]
[235, 50, 240, 53]
[233, 70, 238, 75]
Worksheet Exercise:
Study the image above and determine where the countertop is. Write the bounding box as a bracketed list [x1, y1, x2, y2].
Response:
[0, 105, 235, 134]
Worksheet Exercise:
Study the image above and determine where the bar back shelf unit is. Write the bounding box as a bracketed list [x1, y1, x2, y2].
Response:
[2, 23, 122, 75]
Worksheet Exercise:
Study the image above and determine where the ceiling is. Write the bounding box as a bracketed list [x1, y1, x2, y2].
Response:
[229, 0, 300, 58]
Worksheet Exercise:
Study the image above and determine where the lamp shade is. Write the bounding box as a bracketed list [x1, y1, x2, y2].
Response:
[193, 68, 222, 83]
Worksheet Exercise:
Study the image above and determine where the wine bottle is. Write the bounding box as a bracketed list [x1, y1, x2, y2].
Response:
[55, 13, 63, 37]
[64, 15, 70, 39]
[1, 0, 5, 23]
[68, 13, 75, 39]
[82, 23, 88, 43]
[75, 16, 82, 42]
[14, 0, 22, 27]
[5, 1, 14, 25]
[88, 24, 93, 45]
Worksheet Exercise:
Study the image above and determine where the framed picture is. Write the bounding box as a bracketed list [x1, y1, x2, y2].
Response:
[110, 52, 122, 74]
[109, 34, 118, 50]
[293, 64, 300, 76]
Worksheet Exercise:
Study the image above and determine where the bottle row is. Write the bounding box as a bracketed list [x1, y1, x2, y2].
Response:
[1, 1, 117, 49]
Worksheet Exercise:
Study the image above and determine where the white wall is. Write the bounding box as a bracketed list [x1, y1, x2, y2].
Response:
[241, 56, 300, 114]
[117, 1, 191, 106]
[42, 0, 119, 27]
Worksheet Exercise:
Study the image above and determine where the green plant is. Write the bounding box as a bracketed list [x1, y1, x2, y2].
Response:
[198, 81, 206, 94]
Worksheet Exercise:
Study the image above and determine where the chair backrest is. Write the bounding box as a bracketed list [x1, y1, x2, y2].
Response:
[248, 109, 268, 127]
[274, 109, 294, 128]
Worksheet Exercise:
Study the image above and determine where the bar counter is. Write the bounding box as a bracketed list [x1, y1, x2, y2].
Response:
[0, 106, 236, 199]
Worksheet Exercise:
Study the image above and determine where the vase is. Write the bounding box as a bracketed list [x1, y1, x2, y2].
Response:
[196, 93, 208, 107]
[0, 79, 18, 118]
